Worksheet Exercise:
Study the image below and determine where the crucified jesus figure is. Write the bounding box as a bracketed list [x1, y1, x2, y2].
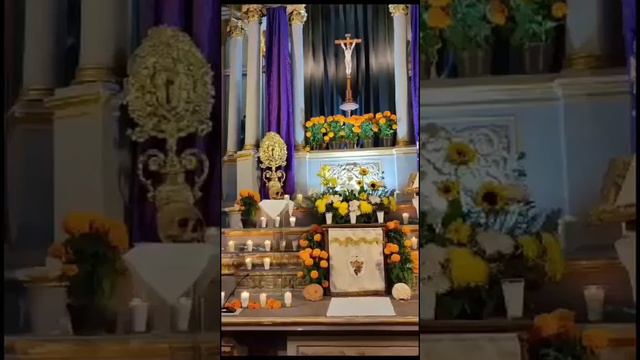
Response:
[335, 34, 361, 78]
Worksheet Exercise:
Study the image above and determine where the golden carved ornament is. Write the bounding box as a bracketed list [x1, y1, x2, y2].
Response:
[388, 4, 409, 16]
[259, 132, 288, 199]
[589, 156, 636, 224]
[125, 26, 214, 243]
[241, 5, 265, 23]
[287, 5, 307, 25]
[227, 18, 245, 38]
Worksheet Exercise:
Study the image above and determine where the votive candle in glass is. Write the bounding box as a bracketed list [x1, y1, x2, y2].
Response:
[245, 257, 253, 270]
[411, 236, 418, 250]
[284, 291, 292, 307]
[264, 240, 271, 252]
[290, 216, 296, 227]
[263, 257, 271, 270]
[246, 239, 253, 252]
[240, 291, 250, 308]
[260, 217, 267, 228]
[221, 291, 226, 306]
[227, 240, 235, 252]
[402, 213, 409, 224]
[274, 216, 280, 227]
[583, 285, 605, 322]
[259, 293, 268, 307]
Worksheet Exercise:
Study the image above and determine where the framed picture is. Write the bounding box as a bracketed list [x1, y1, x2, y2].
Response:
[325, 225, 386, 296]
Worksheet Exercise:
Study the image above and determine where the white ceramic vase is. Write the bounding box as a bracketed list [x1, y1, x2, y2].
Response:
[349, 211, 357, 224]
[325, 212, 333, 225]
[501, 278, 525, 319]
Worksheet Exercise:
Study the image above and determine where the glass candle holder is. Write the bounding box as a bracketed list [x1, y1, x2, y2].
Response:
[583, 285, 605, 322]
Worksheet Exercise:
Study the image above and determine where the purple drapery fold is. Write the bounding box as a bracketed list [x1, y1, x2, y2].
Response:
[130, 0, 221, 243]
[622, 0, 636, 150]
[411, 4, 420, 147]
[264, 6, 296, 197]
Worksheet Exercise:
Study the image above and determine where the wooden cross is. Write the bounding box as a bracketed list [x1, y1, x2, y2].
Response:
[335, 34, 362, 104]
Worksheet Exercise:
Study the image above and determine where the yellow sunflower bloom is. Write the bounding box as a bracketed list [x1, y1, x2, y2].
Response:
[446, 219, 472, 245]
[447, 142, 477, 166]
[359, 167, 369, 176]
[476, 182, 508, 211]
[360, 201, 373, 214]
[436, 180, 460, 200]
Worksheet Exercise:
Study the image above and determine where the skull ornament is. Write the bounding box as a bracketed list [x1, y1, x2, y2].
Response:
[157, 202, 205, 243]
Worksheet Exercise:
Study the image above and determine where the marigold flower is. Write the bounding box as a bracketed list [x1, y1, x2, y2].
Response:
[310, 270, 319, 279]
[551, 2, 568, 19]
[390, 254, 401, 263]
[320, 260, 328, 268]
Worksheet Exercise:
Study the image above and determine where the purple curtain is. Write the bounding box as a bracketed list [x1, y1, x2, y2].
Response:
[129, 0, 221, 243]
[622, 0, 636, 149]
[263, 6, 296, 197]
[411, 4, 420, 147]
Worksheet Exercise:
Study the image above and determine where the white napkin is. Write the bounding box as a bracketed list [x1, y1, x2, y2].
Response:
[326, 297, 396, 317]
[259, 200, 291, 219]
[123, 243, 215, 304]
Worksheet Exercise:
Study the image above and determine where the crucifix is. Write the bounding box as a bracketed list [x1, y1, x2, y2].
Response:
[335, 34, 362, 115]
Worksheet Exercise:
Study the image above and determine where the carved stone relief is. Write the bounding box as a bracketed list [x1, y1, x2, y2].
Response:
[323, 162, 384, 190]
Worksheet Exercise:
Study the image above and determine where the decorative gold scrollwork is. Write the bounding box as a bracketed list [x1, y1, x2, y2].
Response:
[259, 132, 288, 199]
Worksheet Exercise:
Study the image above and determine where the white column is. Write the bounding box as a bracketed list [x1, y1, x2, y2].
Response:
[389, 5, 410, 146]
[21, 0, 63, 93]
[565, 0, 617, 70]
[288, 5, 307, 151]
[226, 19, 245, 155]
[242, 5, 265, 150]
[75, 0, 127, 83]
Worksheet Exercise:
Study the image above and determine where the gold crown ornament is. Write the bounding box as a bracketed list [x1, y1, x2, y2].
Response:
[125, 26, 215, 243]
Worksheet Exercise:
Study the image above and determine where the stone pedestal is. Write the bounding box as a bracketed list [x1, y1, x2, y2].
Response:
[45, 83, 125, 240]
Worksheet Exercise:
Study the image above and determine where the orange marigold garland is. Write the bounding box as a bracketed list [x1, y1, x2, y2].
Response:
[385, 220, 414, 287]
[298, 225, 330, 290]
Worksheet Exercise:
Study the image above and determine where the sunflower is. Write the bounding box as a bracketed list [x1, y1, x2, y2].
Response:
[476, 182, 508, 211]
[446, 142, 477, 166]
[436, 180, 460, 200]
[356, 179, 364, 188]
[359, 167, 369, 176]
[369, 181, 381, 190]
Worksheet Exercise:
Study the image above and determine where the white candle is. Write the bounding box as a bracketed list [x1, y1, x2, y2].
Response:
[245, 257, 253, 270]
[583, 285, 606, 322]
[402, 213, 409, 225]
[283, 194, 290, 201]
[411, 236, 418, 250]
[263, 257, 271, 270]
[221, 291, 226, 306]
[227, 240, 235, 252]
[296, 193, 303, 203]
[246, 239, 253, 252]
[240, 291, 250, 308]
[264, 240, 271, 252]
[292, 240, 298, 251]
[259, 293, 268, 307]
[290, 216, 296, 227]
[280, 240, 287, 251]
[275, 216, 280, 227]
[284, 291, 292, 307]
[260, 217, 267, 228]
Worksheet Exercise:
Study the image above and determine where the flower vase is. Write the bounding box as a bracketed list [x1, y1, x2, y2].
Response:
[325, 212, 333, 225]
[376, 211, 385, 224]
[349, 212, 357, 224]
[361, 139, 374, 148]
[501, 278, 525, 319]
[522, 42, 553, 74]
[241, 216, 256, 229]
[456, 48, 491, 77]
[421, 286, 436, 320]
[67, 303, 117, 335]
[380, 137, 394, 147]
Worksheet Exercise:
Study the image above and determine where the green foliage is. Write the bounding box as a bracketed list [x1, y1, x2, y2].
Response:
[509, 0, 560, 45]
[360, 121, 375, 140]
[445, 0, 494, 51]
[66, 233, 121, 307]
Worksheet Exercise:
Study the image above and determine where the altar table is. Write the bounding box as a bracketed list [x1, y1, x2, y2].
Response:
[221, 294, 419, 356]
[4, 333, 219, 360]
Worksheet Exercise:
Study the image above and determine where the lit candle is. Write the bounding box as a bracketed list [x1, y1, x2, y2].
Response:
[292, 240, 298, 251]
[240, 291, 250, 308]
[280, 240, 287, 251]
[411, 236, 418, 250]
[284, 291, 292, 307]
[260, 217, 267, 228]
[221, 291, 226, 306]
[245, 257, 253, 270]
[296, 194, 303, 203]
[246, 240, 253, 252]
[263, 257, 271, 270]
[264, 240, 271, 252]
[275, 216, 280, 227]
[227, 240, 235, 252]
[259, 293, 268, 308]
[402, 213, 409, 225]
[290, 216, 296, 227]
[283, 194, 290, 201]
